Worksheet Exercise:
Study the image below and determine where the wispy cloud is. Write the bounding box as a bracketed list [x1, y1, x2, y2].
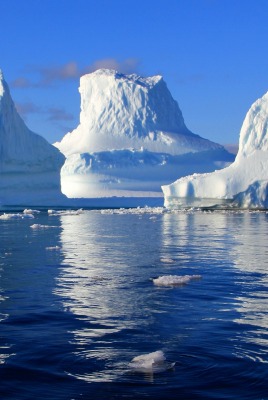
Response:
[38, 62, 80, 85]
[11, 77, 33, 88]
[84, 58, 139, 75]
[10, 58, 140, 88]
[15, 101, 42, 120]
[15, 101, 75, 124]
[46, 107, 74, 122]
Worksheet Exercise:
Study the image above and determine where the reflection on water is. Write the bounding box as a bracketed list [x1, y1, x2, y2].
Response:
[55, 211, 165, 382]
[55, 210, 268, 384]
[1, 209, 267, 397]
[0, 249, 13, 365]
[229, 213, 268, 362]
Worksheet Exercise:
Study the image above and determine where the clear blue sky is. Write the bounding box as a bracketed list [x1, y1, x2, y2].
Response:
[1, 0, 268, 148]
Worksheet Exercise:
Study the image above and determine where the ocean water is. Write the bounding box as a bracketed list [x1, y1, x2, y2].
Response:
[0, 207, 268, 399]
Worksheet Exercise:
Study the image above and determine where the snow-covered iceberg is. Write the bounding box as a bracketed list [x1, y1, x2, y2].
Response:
[0, 70, 66, 206]
[55, 69, 233, 198]
[162, 91, 268, 209]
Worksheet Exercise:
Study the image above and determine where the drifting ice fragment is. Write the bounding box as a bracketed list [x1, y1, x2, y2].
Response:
[30, 224, 57, 229]
[48, 209, 83, 216]
[46, 246, 61, 250]
[0, 213, 34, 220]
[23, 209, 40, 214]
[129, 350, 175, 373]
[153, 274, 201, 286]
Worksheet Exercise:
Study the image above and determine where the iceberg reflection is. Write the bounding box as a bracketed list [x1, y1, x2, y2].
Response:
[161, 210, 268, 363]
[230, 213, 268, 362]
[55, 211, 164, 382]
[55, 209, 268, 383]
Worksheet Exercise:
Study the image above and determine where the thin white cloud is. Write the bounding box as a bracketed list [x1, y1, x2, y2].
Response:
[11, 58, 140, 88]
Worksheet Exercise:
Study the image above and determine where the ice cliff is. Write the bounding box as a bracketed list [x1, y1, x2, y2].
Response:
[0, 70, 66, 205]
[162, 91, 268, 209]
[55, 69, 233, 198]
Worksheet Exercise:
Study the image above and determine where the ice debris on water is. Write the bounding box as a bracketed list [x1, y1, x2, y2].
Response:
[98, 206, 266, 216]
[153, 274, 202, 287]
[30, 224, 58, 229]
[46, 246, 61, 250]
[100, 206, 166, 215]
[0, 213, 34, 220]
[48, 209, 83, 216]
[160, 257, 175, 264]
[129, 350, 175, 373]
[23, 209, 40, 214]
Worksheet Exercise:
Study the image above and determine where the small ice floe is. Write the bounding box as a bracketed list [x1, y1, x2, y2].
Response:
[48, 209, 83, 216]
[0, 213, 34, 220]
[46, 246, 61, 250]
[30, 224, 57, 229]
[129, 350, 175, 374]
[160, 257, 175, 264]
[153, 274, 201, 287]
[101, 206, 165, 215]
[23, 209, 40, 214]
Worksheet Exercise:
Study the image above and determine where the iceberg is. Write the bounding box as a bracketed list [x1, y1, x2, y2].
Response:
[162, 91, 268, 209]
[55, 69, 233, 199]
[0, 70, 66, 206]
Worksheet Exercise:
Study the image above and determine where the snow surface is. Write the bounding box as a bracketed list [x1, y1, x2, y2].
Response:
[55, 69, 233, 199]
[0, 70, 66, 206]
[162, 91, 268, 209]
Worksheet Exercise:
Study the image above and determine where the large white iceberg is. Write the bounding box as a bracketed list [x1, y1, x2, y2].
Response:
[162, 91, 268, 209]
[54, 69, 233, 198]
[0, 70, 66, 206]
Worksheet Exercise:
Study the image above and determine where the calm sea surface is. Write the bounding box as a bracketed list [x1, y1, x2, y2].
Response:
[0, 207, 268, 399]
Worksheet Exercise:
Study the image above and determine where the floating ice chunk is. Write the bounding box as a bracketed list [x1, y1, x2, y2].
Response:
[21, 213, 34, 219]
[153, 274, 201, 286]
[0, 213, 34, 220]
[46, 246, 61, 250]
[30, 224, 57, 229]
[129, 350, 175, 373]
[0, 213, 20, 220]
[160, 257, 175, 264]
[100, 206, 166, 215]
[48, 209, 83, 216]
[23, 209, 40, 214]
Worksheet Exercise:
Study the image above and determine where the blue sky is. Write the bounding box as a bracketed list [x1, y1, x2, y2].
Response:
[1, 0, 268, 149]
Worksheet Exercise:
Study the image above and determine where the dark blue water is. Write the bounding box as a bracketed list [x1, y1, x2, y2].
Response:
[0, 208, 268, 399]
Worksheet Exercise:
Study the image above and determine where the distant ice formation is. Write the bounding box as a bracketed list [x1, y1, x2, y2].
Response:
[48, 208, 83, 216]
[0, 212, 34, 220]
[0, 70, 66, 206]
[129, 350, 175, 373]
[162, 91, 268, 209]
[55, 69, 233, 198]
[153, 274, 202, 286]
